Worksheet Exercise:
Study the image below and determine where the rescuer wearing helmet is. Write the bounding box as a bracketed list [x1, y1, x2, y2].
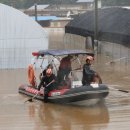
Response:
[82, 55, 102, 85]
[39, 64, 53, 80]
[37, 68, 57, 103]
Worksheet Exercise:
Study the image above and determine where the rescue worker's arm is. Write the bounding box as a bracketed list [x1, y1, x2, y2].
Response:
[37, 77, 45, 90]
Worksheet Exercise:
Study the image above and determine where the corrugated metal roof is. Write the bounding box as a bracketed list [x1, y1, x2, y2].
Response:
[28, 4, 49, 10]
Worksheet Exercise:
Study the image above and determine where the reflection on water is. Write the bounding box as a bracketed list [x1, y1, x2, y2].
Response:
[26, 101, 109, 130]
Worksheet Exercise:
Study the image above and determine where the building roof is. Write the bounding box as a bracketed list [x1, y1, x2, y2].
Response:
[77, 0, 94, 3]
[28, 4, 49, 10]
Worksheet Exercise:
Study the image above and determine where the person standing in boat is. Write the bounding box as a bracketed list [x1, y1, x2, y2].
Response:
[57, 55, 73, 85]
[37, 68, 57, 103]
[82, 56, 102, 85]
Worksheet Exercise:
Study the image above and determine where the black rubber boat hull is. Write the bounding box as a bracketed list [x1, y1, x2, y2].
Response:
[19, 84, 109, 104]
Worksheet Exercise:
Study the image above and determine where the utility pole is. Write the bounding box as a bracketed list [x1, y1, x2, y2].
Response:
[34, 3, 37, 21]
[94, 0, 99, 53]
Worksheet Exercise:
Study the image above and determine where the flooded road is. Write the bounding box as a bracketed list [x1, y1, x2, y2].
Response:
[0, 69, 130, 130]
[0, 29, 130, 130]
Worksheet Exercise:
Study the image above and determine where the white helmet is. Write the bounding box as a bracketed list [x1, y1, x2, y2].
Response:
[86, 56, 94, 61]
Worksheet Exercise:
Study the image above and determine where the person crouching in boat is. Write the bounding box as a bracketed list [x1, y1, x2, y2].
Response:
[39, 64, 53, 81]
[82, 56, 102, 85]
[37, 68, 57, 103]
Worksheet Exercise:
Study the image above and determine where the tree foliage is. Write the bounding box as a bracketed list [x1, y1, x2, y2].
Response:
[0, 0, 77, 9]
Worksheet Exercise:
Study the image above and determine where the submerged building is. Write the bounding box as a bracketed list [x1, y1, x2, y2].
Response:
[0, 3, 48, 69]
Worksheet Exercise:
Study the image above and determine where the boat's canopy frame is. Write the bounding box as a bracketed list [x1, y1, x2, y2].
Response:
[32, 49, 94, 85]
[32, 49, 94, 57]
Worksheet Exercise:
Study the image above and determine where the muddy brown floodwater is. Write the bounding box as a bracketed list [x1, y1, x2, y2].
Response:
[0, 29, 130, 130]
[0, 67, 130, 130]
